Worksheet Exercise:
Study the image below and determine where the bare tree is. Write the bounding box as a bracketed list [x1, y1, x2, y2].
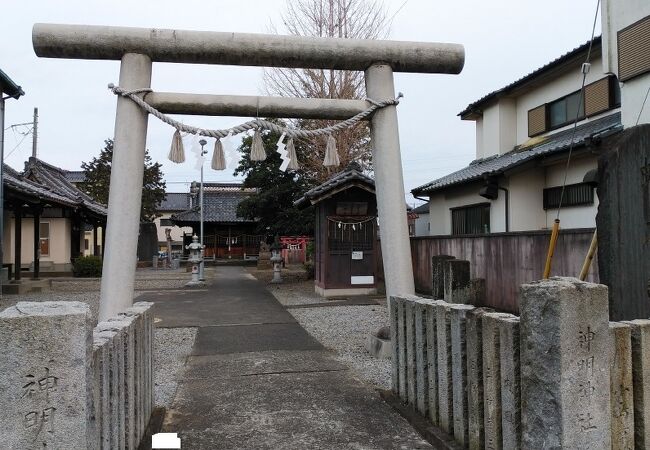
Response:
[266, 0, 389, 183]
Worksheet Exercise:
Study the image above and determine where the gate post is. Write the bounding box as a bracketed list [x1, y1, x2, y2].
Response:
[99, 53, 152, 321]
[365, 63, 415, 301]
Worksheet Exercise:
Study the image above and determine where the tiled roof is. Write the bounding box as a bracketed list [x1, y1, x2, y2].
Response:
[23, 157, 107, 217]
[3, 164, 79, 207]
[412, 112, 622, 196]
[63, 170, 86, 183]
[459, 37, 601, 119]
[0, 68, 24, 99]
[159, 193, 190, 211]
[294, 163, 375, 207]
[171, 184, 256, 224]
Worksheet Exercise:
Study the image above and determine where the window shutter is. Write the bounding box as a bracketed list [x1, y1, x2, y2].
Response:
[618, 15, 650, 81]
[584, 77, 611, 117]
[528, 105, 547, 137]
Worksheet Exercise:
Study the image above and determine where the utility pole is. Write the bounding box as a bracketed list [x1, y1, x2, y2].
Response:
[31, 107, 38, 158]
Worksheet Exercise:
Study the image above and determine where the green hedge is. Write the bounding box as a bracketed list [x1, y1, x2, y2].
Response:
[73, 256, 103, 278]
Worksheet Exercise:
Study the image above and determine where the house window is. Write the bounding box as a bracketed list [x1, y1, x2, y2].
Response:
[451, 203, 490, 235]
[527, 76, 619, 137]
[39, 222, 50, 256]
[618, 15, 650, 81]
[543, 183, 594, 209]
[549, 91, 584, 129]
[160, 218, 173, 226]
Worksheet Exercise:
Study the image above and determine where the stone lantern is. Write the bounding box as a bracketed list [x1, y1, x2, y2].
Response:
[185, 234, 205, 286]
[270, 235, 283, 284]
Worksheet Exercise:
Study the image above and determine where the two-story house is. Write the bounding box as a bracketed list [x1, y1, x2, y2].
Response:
[412, 36, 624, 235]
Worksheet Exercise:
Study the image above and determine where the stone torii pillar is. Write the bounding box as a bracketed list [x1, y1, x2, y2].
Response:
[32, 24, 464, 320]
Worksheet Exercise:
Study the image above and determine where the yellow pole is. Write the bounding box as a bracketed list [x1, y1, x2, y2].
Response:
[543, 219, 561, 279]
[579, 230, 598, 281]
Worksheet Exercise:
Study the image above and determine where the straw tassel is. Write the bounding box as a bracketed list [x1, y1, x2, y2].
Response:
[211, 138, 226, 170]
[250, 129, 266, 161]
[323, 134, 340, 167]
[168, 130, 185, 163]
[286, 138, 300, 170]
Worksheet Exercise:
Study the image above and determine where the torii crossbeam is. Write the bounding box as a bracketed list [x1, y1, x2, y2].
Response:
[32, 24, 465, 320]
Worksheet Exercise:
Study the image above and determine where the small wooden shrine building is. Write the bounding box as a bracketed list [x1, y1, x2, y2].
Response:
[295, 163, 378, 297]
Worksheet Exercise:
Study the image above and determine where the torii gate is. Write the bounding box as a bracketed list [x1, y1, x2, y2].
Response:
[32, 24, 464, 320]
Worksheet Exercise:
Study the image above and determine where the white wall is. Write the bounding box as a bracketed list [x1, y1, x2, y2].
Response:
[428, 181, 506, 235]
[471, 54, 615, 162]
[543, 156, 598, 229]
[508, 170, 546, 231]
[3, 217, 72, 266]
[514, 55, 612, 145]
[601, 1, 650, 127]
[155, 213, 192, 244]
[414, 213, 430, 236]
[427, 154, 599, 235]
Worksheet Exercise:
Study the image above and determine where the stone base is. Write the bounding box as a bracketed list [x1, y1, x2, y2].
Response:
[315, 285, 377, 298]
[185, 280, 206, 288]
[2, 278, 52, 295]
[366, 333, 392, 359]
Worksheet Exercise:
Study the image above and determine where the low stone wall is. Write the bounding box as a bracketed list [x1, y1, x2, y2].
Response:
[0, 300, 154, 449]
[391, 277, 641, 449]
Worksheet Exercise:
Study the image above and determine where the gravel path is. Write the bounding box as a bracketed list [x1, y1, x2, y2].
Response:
[154, 327, 197, 408]
[267, 280, 325, 307]
[287, 304, 391, 390]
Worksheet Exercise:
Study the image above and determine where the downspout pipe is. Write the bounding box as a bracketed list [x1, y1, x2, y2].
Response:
[498, 186, 509, 232]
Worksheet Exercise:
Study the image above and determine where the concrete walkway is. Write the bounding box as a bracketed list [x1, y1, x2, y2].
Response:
[149, 266, 431, 449]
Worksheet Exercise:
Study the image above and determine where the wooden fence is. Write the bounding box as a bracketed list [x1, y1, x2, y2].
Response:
[408, 228, 598, 313]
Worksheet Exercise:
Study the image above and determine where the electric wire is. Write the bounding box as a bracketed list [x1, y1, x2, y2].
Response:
[555, 0, 601, 219]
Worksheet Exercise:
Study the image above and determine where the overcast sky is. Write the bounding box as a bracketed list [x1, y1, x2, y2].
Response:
[2, 0, 601, 204]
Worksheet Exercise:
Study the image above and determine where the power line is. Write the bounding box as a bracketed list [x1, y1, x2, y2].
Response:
[555, 0, 601, 220]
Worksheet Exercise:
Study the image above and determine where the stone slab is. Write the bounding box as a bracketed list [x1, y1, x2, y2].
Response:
[609, 322, 634, 450]
[449, 303, 475, 448]
[425, 301, 439, 424]
[482, 312, 511, 450]
[498, 315, 521, 450]
[95, 329, 122, 450]
[520, 278, 611, 450]
[444, 259, 470, 304]
[397, 297, 407, 400]
[406, 299, 417, 406]
[105, 315, 137, 450]
[414, 299, 430, 416]
[0, 301, 93, 449]
[389, 296, 400, 393]
[92, 334, 111, 450]
[623, 319, 650, 449]
[436, 301, 454, 434]
[165, 370, 433, 449]
[466, 307, 492, 450]
[432, 255, 455, 299]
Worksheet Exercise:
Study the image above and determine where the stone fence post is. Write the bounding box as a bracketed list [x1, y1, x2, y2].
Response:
[520, 277, 611, 450]
[0, 302, 94, 449]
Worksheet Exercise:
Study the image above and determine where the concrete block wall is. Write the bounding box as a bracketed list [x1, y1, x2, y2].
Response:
[0, 300, 154, 449]
[392, 277, 645, 449]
